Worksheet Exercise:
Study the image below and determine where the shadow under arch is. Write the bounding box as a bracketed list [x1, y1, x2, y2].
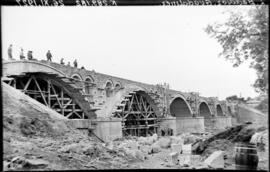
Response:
[84, 75, 94, 95]
[105, 79, 114, 97]
[198, 101, 212, 118]
[169, 95, 193, 117]
[216, 104, 224, 116]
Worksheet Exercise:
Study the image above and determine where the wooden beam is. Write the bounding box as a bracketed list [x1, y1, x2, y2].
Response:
[128, 95, 134, 112]
[14, 78, 17, 89]
[19, 80, 25, 89]
[47, 80, 51, 107]
[23, 76, 33, 91]
[73, 111, 82, 119]
[61, 89, 64, 116]
[51, 84, 62, 109]
[62, 99, 73, 109]
[32, 76, 48, 106]
[134, 94, 142, 111]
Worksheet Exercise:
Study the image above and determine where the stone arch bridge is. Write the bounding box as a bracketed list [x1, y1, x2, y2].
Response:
[2, 60, 232, 141]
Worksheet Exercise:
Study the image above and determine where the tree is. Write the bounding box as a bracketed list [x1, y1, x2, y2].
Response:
[205, 5, 268, 94]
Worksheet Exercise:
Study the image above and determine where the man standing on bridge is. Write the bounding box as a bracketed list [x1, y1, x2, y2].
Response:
[60, 58, 65, 65]
[73, 59, 78, 68]
[27, 51, 33, 60]
[46, 50, 52, 61]
[8, 44, 13, 60]
[20, 48, 25, 60]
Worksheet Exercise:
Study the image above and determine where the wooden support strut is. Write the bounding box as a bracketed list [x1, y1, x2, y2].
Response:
[32, 76, 48, 106]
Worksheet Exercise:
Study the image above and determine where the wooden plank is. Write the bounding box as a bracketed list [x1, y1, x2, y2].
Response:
[55, 109, 83, 112]
[125, 118, 157, 121]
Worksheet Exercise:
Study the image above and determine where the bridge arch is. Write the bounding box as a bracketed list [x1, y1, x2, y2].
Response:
[3, 60, 65, 77]
[216, 104, 224, 116]
[114, 81, 122, 91]
[105, 79, 114, 97]
[169, 95, 192, 117]
[71, 73, 83, 81]
[84, 75, 94, 94]
[198, 101, 212, 118]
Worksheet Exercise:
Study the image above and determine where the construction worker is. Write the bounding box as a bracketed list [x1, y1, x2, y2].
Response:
[60, 58, 65, 65]
[67, 61, 70, 66]
[20, 48, 25, 60]
[81, 66, 85, 69]
[27, 51, 33, 60]
[46, 50, 52, 61]
[8, 44, 13, 60]
[73, 59, 78, 68]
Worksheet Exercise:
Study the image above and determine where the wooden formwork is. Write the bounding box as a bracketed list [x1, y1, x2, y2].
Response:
[113, 90, 159, 137]
[4, 72, 96, 119]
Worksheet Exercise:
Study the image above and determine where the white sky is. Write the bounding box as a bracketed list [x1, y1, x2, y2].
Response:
[1, 6, 258, 100]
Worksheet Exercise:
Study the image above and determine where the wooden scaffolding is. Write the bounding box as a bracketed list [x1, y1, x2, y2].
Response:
[4, 73, 95, 119]
[113, 91, 158, 137]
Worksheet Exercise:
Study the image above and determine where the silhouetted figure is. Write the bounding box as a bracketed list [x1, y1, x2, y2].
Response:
[81, 66, 85, 69]
[27, 51, 33, 60]
[46, 50, 52, 61]
[20, 48, 25, 60]
[8, 44, 13, 60]
[73, 59, 78, 68]
[67, 62, 70, 66]
[60, 58, 65, 65]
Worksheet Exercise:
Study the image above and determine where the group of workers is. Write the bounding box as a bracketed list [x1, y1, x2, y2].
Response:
[8, 44, 82, 68]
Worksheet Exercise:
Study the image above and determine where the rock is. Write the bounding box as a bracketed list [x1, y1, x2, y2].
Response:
[135, 150, 146, 161]
[58, 143, 83, 153]
[83, 145, 101, 158]
[182, 144, 192, 154]
[3, 161, 9, 171]
[7, 156, 27, 170]
[125, 149, 137, 158]
[126, 140, 139, 150]
[170, 136, 184, 145]
[194, 163, 209, 169]
[171, 143, 182, 154]
[169, 152, 179, 165]
[145, 137, 155, 145]
[151, 142, 161, 154]
[179, 154, 201, 167]
[25, 159, 49, 168]
[191, 140, 203, 154]
[152, 133, 158, 142]
[178, 154, 191, 167]
[138, 137, 147, 145]
[106, 142, 115, 150]
[180, 133, 200, 144]
[139, 145, 151, 154]
[158, 137, 171, 149]
[204, 151, 224, 169]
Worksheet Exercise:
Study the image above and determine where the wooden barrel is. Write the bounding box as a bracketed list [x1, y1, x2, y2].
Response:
[235, 142, 259, 170]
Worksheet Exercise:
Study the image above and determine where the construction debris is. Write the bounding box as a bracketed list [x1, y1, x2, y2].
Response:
[203, 151, 224, 169]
